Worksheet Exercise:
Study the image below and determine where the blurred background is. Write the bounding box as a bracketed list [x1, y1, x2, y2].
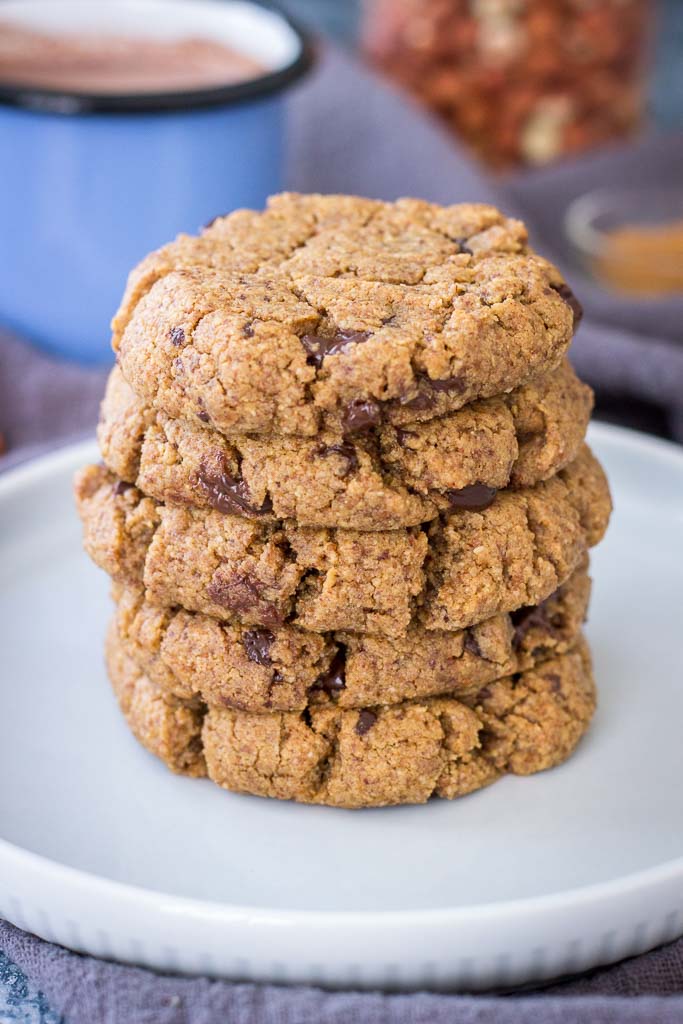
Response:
[0, 0, 682, 460]
[287, 0, 683, 148]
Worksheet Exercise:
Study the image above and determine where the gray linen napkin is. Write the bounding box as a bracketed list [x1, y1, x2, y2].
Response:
[2, 918, 683, 1024]
[1, 44, 682, 1024]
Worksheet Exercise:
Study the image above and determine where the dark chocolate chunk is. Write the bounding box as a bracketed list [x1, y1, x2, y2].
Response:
[112, 480, 132, 497]
[342, 399, 382, 434]
[429, 374, 467, 394]
[197, 407, 210, 424]
[399, 371, 466, 412]
[399, 384, 436, 412]
[510, 600, 555, 649]
[243, 322, 255, 338]
[394, 427, 416, 447]
[545, 672, 562, 694]
[314, 441, 359, 476]
[476, 686, 493, 702]
[208, 572, 261, 610]
[169, 326, 185, 346]
[300, 329, 371, 369]
[452, 236, 474, 256]
[243, 628, 274, 666]
[355, 709, 377, 736]
[552, 282, 583, 328]
[207, 573, 284, 628]
[197, 455, 272, 517]
[516, 428, 541, 448]
[313, 649, 346, 697]
[444, 483, 497, 511]
[464, 631, 482, 658]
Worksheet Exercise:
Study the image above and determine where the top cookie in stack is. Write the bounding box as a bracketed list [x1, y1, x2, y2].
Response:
[107, 192, 589, 530]
[75, 193, 611, 808]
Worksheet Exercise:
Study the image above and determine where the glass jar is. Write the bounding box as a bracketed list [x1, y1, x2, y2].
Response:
[363, 0, 653, 170]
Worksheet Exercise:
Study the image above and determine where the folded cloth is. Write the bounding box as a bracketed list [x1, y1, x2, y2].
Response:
[1, 44, 682, 1024]
[2, 918, 683, 1024]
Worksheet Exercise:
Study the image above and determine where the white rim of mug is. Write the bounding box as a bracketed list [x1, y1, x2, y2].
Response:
[0, 0, 314, 114]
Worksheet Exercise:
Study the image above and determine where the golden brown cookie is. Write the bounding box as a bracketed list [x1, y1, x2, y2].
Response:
[75, 447, 610, 637]
[106, 632, 596, 808]
[107, 622, 206, 778]
[112, 562, 589, 711]
[113, 193, 579, 438]
[99, 359, 592, 530]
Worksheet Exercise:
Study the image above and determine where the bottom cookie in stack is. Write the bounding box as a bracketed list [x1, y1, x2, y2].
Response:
[106, 625, 596, 809]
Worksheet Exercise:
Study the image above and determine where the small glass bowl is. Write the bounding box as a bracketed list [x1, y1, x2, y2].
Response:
[565, 187, 683, 297]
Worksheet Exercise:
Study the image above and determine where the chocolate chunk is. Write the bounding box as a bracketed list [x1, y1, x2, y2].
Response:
[430, 374, 467, 394]
[452, 236, 474, 256]
[399, 384, 436, 412]
[314, 441, 359, 476]
[517, 428, 541, 448]
[112, 480, 132, 497]
[197, 409, 211, 424]
[300, 329, 371, 369]
[545, 672, 562, 693]
[207, 573, 284, 628]
[476, 686, 493, 702]
[208, 572, 261, 610]
[394, 427, 416, 447]
[355, 709, 377, 736]
[399, 371, 466, 412]
[313, 649, 346, 697]
[243, 628, 274, 666]
[464, 631, 482, 658]
[197, 455, 272, 516]
[510, 600, 554, 649]
[444, 483, 497, 510]
[342, 399, 382, 434]
[552, 282, 583, 328]
[169, 326, 185, 346]
[243, 322, 255, 338]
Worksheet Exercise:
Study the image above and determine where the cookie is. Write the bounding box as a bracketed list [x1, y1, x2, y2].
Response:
[112, 193, 579, 438]
[106, 633, 596, 808]
[75, 446, 610, 637]
[107, 622, 206, 778]
[112, 562, 589, 712]
[99, 359, 592, 530]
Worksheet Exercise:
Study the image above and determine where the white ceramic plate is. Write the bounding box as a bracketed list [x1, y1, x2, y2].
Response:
[0, 423, 682, 991]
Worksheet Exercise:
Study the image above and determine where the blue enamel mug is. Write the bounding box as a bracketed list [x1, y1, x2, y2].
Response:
[0, 0, 312, 363]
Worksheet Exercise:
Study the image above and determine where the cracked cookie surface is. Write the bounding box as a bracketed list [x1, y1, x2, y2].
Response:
[111, 562, 589, 712]
[99, 359, 592, 530]
[113, 193, 579, 438]
[106, 633, 595, 808]
[75, 447, 610, 636]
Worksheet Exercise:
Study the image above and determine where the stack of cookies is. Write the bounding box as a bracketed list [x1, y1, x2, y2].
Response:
[75, 193, 611, 809]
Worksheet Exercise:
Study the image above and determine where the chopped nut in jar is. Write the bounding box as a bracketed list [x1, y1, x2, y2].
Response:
[363, 0, 653, 170]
